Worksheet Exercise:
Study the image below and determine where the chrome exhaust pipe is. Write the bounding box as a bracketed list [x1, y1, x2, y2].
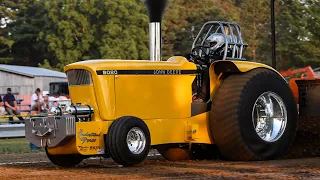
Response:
[149, 22, 161, 61]
[49, 105, 94, 119]
[144, 0, 168, 61]
[64, 105, 94, 118]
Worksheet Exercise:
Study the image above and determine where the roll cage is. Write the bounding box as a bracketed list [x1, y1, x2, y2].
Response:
[191, 21, 248, 61]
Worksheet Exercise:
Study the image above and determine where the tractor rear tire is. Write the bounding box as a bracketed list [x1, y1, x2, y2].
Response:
[45, 147, 83, 167]
[210, 68, 297, 161]
[106, 116, 151, 166]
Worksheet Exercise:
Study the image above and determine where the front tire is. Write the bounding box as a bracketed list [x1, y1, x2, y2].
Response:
[45, 147, 83, 167]
[210, 68, 297, 161]
[106, 116, 151, 166]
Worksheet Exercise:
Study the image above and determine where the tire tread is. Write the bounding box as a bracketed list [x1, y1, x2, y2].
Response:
[210, 68, 296, 160]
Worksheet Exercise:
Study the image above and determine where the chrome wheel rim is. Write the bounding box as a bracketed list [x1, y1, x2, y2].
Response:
[252, 91, 287, 142]
[126, 127, 146, 154]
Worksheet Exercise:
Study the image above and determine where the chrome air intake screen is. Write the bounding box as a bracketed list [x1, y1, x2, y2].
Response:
[66, 69, 92, 86]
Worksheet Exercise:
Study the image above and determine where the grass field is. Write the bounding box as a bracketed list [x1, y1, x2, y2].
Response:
[0, 138, 42, 153]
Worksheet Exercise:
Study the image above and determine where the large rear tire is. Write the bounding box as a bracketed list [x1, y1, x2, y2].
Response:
[210, 68, 297, 160]
[106, 116, 151, 166]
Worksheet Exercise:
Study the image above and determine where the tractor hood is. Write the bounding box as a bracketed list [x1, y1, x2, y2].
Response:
[63, 56, 197, 121]
[64, 56, 196, 74]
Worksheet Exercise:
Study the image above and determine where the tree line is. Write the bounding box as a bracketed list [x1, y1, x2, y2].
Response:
[0, 0, 319, 71]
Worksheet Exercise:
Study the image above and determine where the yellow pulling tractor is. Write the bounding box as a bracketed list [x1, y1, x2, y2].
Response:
[25, 0, 299, 167]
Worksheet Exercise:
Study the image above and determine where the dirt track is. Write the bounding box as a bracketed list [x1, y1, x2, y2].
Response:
[1, 145, 320, 180]
[1, 118, 320, 179]
[0, 151, 320, 180]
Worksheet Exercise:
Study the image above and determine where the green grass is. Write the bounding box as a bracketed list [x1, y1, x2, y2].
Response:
[0, 138, 43, 153]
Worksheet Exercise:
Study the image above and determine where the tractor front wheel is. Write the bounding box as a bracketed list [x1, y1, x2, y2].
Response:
[45, 147, 84, 167]
[210, 68, 297, 161]
[106, 116, 151, 166]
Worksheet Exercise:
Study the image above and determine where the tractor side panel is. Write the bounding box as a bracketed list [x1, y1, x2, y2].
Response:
[114, 74, 196, 119]
[145, 112, 213, 145]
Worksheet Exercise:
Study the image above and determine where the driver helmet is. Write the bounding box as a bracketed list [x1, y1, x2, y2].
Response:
[205, 33, 225, 53]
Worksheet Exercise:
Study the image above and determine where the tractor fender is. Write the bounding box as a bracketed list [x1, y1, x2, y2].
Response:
[208, 60, 285, 100]
[210, 60, 283, 79]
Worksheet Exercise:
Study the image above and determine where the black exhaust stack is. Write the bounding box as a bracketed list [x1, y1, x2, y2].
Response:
[144, 0, 168, 61]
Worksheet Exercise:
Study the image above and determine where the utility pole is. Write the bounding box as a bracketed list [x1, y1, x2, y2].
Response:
[271, 0, 277, 70]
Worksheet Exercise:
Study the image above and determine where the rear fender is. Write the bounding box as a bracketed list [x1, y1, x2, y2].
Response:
[209, 60, 285, 99]
[211, 60, 281, 75]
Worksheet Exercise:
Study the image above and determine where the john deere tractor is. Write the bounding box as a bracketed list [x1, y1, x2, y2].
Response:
[25, 0, 297, 167]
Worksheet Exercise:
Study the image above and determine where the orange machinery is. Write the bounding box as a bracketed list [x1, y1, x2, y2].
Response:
[280, 66, 320, 102]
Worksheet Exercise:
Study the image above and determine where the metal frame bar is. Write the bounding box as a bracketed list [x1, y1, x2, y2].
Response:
[191, 21, 248, 61]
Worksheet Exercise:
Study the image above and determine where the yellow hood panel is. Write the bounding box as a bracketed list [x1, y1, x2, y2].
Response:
[64, 56, 196, 73]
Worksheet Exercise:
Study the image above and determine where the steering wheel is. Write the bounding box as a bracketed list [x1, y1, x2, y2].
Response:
[189, 45, 211, 64]
[191, 45, 208, 57]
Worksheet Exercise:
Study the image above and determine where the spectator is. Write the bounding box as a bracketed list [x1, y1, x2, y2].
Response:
[31, 88, 44, 113]
[3, 88, 24, 124]
[41, 95, 50, 113]
[30, 143, 41, 151]
[0, 96, 6, 116]
[53, 101, 59, 107]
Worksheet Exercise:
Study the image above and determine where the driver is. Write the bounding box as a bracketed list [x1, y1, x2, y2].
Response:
[206, 31, 240, 60]
[184, 33, 226, 62]
[205, 33, 226, 60]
